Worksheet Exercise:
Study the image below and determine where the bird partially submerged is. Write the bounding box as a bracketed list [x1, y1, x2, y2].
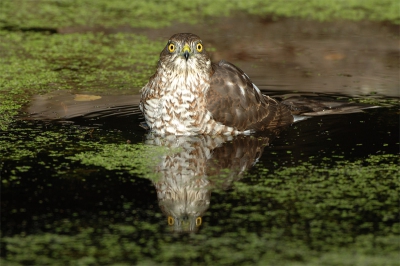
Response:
[139, 33, 377, 135]
[140, 33, 373, 135]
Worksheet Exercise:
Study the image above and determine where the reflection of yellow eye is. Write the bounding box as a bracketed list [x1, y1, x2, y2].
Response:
[196, 217, 202, 226]
[168, 216, 174, 225]
[168, 43, 175, 52]
[196, 43, 203, 52]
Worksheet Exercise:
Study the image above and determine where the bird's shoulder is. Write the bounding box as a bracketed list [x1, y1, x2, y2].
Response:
[206, 60, 293, 131]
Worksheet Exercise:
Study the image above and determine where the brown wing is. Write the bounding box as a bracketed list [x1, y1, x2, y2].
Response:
[206, 60, 293, 131]
[206, 135, 274, 189]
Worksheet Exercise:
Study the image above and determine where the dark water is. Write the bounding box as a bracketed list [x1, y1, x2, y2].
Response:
[1, 18, 400, 264]
[1, 90, 399, 264]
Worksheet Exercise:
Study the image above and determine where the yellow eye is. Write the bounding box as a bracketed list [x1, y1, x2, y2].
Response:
[196, 43, 203, 52]
[168, 43, 175, 52]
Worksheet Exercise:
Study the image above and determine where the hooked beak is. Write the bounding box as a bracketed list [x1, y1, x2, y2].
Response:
[182, 43, 191, 61]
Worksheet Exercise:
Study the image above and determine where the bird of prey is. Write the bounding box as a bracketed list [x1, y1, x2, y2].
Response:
[140, 33, 293, 135]
[145, 133, 274, 232]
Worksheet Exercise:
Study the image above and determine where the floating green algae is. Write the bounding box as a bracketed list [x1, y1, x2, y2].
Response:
[0, 121, 161, 183]
[0, 31, 162, 130]
[1, 0, 399, 129]
[1, 154, 398, 265]
[1, 0, 399, 264]
[68, 142, 169, 179]
[1, 32, 162, 91]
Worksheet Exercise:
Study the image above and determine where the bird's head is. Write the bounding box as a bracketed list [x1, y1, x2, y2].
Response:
[166, 214, 203, 233]
[159, 33, 212, 73]
[158, 188, 210, 233]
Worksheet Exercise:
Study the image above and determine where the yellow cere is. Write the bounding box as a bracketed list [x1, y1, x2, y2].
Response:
[183, 43, 191, 53]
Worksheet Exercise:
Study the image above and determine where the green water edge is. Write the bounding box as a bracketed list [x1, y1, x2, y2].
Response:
[1, 123, 399, 265]
[1, 0, 400, 265]
[0, 31, 163, 130]
[0, 119, 399, 265]
[1, 0, 400, 131]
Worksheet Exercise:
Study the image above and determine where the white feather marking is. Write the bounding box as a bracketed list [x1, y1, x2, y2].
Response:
[240, 87, 246, 96]
[252, 83, 261, 94]
[293, 115, 310, 122]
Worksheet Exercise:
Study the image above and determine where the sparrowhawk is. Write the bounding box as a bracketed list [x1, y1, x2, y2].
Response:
[145, 134, 273, 232]
[140, 33, 293, 135]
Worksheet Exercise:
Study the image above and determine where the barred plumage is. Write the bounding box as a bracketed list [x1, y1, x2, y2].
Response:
[140, 33, 293, 135]
[145, 134, 275, 232]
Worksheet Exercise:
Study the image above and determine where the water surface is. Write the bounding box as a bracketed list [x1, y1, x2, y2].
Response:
[1, 15, 399, 266]
[1, 90, 398, 265]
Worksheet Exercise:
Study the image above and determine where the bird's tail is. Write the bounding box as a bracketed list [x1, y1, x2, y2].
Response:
[280, 94, 380, 118]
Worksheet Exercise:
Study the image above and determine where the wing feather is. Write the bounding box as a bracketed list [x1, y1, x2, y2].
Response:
[206, 60, 293, 131]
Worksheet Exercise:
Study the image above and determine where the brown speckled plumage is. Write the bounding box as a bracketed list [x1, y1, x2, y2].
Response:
[140, 33, 293, 135]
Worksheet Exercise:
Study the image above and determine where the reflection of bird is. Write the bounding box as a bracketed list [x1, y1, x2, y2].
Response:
[140, 33, 293, 135]
[145, 133, 276, 232]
